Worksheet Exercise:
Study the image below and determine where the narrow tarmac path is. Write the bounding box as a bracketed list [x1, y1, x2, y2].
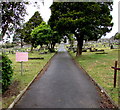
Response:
[14, 44, 101, 108]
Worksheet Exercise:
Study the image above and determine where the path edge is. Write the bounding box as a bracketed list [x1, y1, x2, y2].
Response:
[7, 52, 57, 110]
[68, 52, 118, 108]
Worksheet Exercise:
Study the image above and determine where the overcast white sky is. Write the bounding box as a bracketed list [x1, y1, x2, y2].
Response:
[105, 0, 119, 38]
[25, 0, 120, 38]
[24, 0, 53, 23]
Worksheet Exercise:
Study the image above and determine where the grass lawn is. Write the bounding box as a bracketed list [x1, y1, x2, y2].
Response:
[70, 48, 119, 105]
[2, 51, 55, 108]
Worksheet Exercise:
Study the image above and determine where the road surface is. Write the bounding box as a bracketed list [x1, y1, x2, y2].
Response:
[14, 44, 100, 108]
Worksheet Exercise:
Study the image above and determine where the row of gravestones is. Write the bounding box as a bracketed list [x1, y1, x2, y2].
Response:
[1, 49, 49, 55]
[1, 49, 31, 54]
[67, 46, 105, 53]
[1, 46, 58, 55]
[67, 46, 87, 53]
[85, 41, 119, 49]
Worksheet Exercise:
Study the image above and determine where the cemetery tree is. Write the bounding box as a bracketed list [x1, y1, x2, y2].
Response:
[31, 22, 52, 52]
[23, 11, 43, 44]
[15, 11, 43, 50]
[67, 34, 75, 48]
[31, 22, 60, 52]
[1, 2, 28, 39]
[49, 2, 113, 56]
[49, 31, 61, 52]
[114, 33, 120, 39]
[15, 28, 24, 48]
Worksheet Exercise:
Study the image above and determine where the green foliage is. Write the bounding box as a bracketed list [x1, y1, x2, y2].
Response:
[1, 2, 28, 38]
[1, 54, 13, 93]
[31, 22, 52, 47]
[68, 34, 75, 47]
[49, 2, 113, 55]
[51, 31, 61, 44]
[49, 31, 61, 52]
[114, 33, 120, 39]
[14, 11, 43, 49]
[31, 22, 61, 52]
[23, 11, 43, 43]
[14, 28, 25, 48]
[2, 52, 54, 108]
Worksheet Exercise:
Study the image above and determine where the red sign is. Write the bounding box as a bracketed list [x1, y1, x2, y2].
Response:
[16, 52, 28, 62]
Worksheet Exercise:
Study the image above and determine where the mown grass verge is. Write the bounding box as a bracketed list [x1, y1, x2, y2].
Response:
[69, 48, 119, 105]
[2, 51, 55, 108]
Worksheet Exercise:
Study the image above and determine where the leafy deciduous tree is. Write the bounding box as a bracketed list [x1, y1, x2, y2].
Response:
[31, 22, 60, 52]
[31, 22, 52, 51]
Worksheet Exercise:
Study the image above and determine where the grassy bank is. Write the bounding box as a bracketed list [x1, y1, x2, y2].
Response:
[70, 48, 119, 105]
[2, 51, 55, 108]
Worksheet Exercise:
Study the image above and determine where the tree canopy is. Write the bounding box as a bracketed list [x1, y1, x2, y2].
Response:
[22, 11, 43, 44]
[114, 33, 120, 40]
[31, 22, 60, 52]
[31, 22, 52, 47]
[14, 11, 43, 49]
[1, 2, 28, 39]
[49, 2, 113, 56]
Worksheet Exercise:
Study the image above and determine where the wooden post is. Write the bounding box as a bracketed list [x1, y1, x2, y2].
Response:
[21, 61, 23, 76]
[114, 61, 117, 88]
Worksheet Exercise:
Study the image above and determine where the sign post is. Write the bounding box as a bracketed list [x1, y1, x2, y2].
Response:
[111, 61, 120, 88]
[16, 52, 28, 75]
[21, 61, 23, 75]
[114, 61, 117, 88]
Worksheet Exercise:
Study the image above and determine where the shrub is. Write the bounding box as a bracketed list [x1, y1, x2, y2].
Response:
[0, 54, 13, 93]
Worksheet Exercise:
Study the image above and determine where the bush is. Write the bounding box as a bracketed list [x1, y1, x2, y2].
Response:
[0, 54, 13, 93]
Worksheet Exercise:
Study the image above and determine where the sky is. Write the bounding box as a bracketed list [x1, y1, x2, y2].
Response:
[3, 0, 119, 42]
[24, 0, 53, 23]
[105, 0, 119, 38]
[25, 0, 120, 39]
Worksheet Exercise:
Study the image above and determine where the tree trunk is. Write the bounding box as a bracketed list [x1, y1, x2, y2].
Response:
[76, 35, 83, 56]
[2, 23, 8, 39]
[49, 43, 56, 52]
[40, 44, 43, 48]
[53, 43, 55, 50]
[21, 38, 23, 48]
[31, 45, 33, 52]
[51, 43, 55, 50]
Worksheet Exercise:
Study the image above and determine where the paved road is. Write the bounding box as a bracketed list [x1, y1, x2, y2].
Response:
[14, 44, 100, 108]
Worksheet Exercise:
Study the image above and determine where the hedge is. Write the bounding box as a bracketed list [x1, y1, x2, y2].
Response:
[0, 54, 13, 93]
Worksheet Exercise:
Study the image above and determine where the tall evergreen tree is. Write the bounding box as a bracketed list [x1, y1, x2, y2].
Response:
[49, 2, 113, 56]
[114, 33, 120, 39]
[23, 11, 43, 44]
[15, 11, 43, 50]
